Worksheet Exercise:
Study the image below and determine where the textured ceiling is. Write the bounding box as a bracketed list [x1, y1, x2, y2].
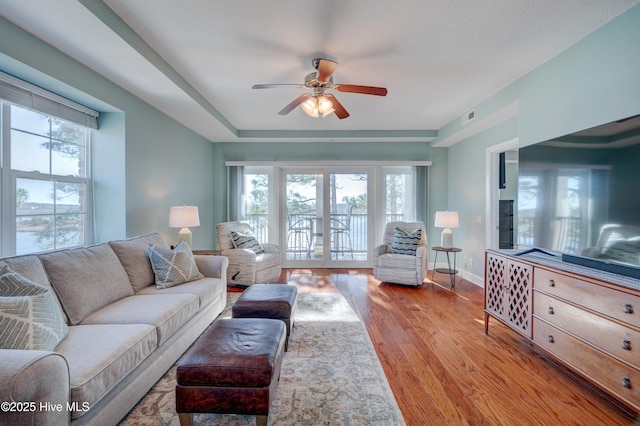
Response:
[1, 0, 638, 143]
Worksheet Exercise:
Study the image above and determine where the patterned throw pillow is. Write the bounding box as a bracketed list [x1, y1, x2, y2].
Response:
[0, 263, 68, 350]
[391, 227, 422, 256]
[148, 240, 204, 289]
[231, 230, 265, 255]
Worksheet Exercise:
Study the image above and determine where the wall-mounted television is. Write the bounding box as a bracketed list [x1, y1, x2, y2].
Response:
[516, 114, 640, 279]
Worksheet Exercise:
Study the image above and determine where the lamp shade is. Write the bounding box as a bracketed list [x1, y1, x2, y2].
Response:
[434, 211, 459, 229]
[169, 206, 200, 228]
[434, 210, 459, 248]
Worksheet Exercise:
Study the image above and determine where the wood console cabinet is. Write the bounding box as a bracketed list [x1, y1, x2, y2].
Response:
[484, 251, 533, 338]
[484, 250, 640, 411]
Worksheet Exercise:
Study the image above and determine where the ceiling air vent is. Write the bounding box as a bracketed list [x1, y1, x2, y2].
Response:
[462, 108, 476, 125]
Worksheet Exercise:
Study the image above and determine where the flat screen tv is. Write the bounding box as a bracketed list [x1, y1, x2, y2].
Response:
[516, 114, 640, 279]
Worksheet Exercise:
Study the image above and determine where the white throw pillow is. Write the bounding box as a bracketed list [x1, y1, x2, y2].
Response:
[148, 240, 204, 289]
[0, 263, 68, 350]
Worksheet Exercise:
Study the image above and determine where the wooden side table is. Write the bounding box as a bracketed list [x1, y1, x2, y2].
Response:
[431, 246, 462, 290]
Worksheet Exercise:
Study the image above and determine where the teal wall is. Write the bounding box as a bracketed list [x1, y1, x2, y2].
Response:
[440, 4, 640, 282]
[0, 17, 217, 249]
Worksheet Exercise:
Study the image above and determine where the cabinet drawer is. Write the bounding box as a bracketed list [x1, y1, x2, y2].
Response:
[534, 291, 640, 367]
[535, 268, 640, 328]
[533, 318, 640, 410]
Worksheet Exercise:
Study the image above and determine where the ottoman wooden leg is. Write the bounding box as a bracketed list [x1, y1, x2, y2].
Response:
[256, 414, 267, 426]
[178, 412, 193, 426]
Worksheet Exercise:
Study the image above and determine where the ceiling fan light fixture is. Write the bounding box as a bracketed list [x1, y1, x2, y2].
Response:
[317, 95, 334, 116]
[301, 96, 319, 117]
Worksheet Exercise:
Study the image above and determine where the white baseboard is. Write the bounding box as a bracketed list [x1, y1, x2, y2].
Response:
[431, 262, 483, 287]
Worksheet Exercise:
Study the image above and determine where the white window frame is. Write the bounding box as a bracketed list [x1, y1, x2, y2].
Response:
[0, 103, 93, 256]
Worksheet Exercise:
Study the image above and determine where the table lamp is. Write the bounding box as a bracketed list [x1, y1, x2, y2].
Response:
[169, 205, 200, 247]
[434, 210, 459, 249]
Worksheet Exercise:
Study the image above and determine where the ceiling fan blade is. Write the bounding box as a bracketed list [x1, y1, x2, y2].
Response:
[326, 94, 349, 119]
[253, 84, 305, 89]
[316, 59, 338, 82]
[334, 84, 388, 96]
[278, 93, 312, 115]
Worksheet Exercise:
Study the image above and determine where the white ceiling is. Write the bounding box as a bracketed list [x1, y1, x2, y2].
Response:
[1, 0, 638, 143]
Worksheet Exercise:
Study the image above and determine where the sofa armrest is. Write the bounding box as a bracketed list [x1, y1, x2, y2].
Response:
[194, 255, 229, 281]
[0, 350, 70, 426]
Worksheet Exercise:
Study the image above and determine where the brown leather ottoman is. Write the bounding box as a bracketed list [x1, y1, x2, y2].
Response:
[232, 283, 297, 350]
[175, 318, 286, 426]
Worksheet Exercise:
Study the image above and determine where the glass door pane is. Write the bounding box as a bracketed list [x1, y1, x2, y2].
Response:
[383, 167, 414, 223]
[285, 173, 323, 261]
[329, 173, 368, 261]
[242, 168, 270, 243]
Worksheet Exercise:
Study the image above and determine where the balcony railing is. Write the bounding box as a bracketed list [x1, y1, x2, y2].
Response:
[243, 213, 405, 260]
[517, 216, 583, 254]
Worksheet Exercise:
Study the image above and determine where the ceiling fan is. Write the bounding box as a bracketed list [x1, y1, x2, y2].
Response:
[252, 58, 388, 119]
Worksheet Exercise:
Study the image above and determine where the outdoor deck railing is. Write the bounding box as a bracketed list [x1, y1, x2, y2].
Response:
[243, 212, 405, 257]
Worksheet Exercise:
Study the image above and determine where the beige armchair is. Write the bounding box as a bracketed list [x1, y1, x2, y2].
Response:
[373, 221, 428, 286]
[216, 221, 282, 286]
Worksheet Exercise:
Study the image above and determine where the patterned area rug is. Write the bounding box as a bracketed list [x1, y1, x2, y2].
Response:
[120, 290, 405, 425]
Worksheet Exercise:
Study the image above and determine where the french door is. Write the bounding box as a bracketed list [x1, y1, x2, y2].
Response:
[282, 168, 372, 267]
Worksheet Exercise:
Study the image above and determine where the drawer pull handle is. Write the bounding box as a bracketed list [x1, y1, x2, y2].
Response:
[622, 377, 631, 389]
[547, 335, 554, 343]
[548, 306, 554, 315]
[622, 340, 632, 351]
[548, 279, 555, 287]
[624, 303, 634, 314]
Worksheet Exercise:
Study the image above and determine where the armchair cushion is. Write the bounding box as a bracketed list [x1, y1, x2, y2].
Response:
[391, 227, 422, 256]
[0, 264, 68, 350]
[148, 241, 203, 289]
[231, 231, 265, 254]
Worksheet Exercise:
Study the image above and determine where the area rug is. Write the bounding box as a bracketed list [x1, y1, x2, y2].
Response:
[120, 290, 405, 425]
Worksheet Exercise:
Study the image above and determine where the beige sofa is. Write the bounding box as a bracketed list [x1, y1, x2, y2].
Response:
[0, 233, 228, 425]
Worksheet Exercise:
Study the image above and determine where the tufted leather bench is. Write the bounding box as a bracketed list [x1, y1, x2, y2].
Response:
[232, 283, 297, 350]
[175, 318, 286, 426]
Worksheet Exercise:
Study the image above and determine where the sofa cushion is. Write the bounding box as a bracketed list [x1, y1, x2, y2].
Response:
[231, 230, 265, 254]
[391, 227, 422, 256]
[39, 243, 134, 325]
[136, 277, 226, 309]
[53, 323, 157, 420]
[148, 240, 204, 289]
[0, 254, 68, 324]
[109, 233, 170, 292]
[80, 293, 200, 346]
[0, 264, 68, 350]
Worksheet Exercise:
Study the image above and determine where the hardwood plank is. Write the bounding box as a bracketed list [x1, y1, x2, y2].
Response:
[281, 268, 638, 425]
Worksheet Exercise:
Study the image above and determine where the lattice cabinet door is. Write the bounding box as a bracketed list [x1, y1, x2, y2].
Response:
[485, 252, 507, 318]
[506, 259, 533, 338]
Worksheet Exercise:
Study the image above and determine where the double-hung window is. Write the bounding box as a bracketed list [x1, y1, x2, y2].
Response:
[0, 73, 97, 256]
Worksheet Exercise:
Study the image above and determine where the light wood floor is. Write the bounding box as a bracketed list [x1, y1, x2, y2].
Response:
[278, 268, 639, 425]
